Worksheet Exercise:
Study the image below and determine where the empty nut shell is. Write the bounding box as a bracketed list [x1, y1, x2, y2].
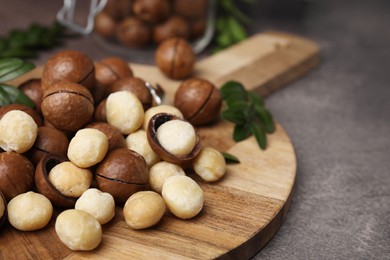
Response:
[35, 153, 77, 208]
[146, 113, 201, 168]
[96, 148, 149, 203]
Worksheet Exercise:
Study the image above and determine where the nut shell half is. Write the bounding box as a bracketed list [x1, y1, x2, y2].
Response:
[146, 113, 201, 168]
[0, 190, 7, 228]
[35, 153, 77, 208]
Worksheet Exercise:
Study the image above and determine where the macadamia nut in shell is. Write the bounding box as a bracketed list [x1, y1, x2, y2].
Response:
[106, 91, 144, 135]
[75, 188, 115, 225]
[123, 191, 166, 229]
[7, 191, 53, 231]
[55, 209, 102, 251]
[0, 110, 38, 153]
[68, 128, 109, 168]
[162, 175, 204, 219]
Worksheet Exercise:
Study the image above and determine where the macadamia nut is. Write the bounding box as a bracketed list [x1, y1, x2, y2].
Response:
[162, 175, 203, 219]
[0, 110, 38, 153]
[157, 120, 196, 156]
[126, 130, 160, 167]
[49, 162, 93, 198]
[143, 105, 183, 129]
[68, 128, 109, 168]
[55, 209, 102, 251]
[75, 188, 115, 225]
[193, 147, 226, 182]
[106, 91, 144, 135]
[0, 196, 4, 220]
[123, 191, 166, 229]
[149, 161, 185, 194]
[7, 191, 53, 231]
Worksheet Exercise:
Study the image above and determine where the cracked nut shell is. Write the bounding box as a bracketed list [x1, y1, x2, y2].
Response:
[146, 113, 201, 168]
[35, 153, 77, 208]
[96, 148, 149, 204]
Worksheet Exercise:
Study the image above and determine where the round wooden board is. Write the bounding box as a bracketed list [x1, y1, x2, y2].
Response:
[0, 31, 318, 259]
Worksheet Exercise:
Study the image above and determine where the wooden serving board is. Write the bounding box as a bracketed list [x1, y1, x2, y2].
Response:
[0, 31, 319, 259]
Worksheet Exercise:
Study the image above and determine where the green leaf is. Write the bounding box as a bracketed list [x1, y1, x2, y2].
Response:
[0, 84, 35, 108]
[250, 122, 267, 149]
[221, 107, 247, 124]
[0, 60, 35, 82]
[227, 17, 247, 42]
[221, 152, 240, 164]
[254, 105, 275, 133]
[248, 91, 264, 107]
[0, 48, 38, 59]
[220, 81, 247, 100]
[233, 123, 252, 142]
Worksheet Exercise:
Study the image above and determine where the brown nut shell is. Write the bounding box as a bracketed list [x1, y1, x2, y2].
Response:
[34, 153, 77, 208]
[41, 81, 94, 132]
[0, 191, 6, 227]
[0, 103, 43, 127]
[132, 0, 170, 23]
[155, 37, 195, 80]
[95, 57, 133, 87]
[41, 50, 95, 91]
[94, 11, 117, 38]
[0, 152, 35, 201]
[117, 17, 151, 48]
[174, 78, 222, 126]
[146, 113, 201, 168]
[96, 148, 148, 203]
[26, 126, 69, 166]
[85, 122, 126, 152]
[94, 99, 107, 122]
[108, 77, 152, 110]
[18, 78, 43, 114]
[153, 16, 190, 44]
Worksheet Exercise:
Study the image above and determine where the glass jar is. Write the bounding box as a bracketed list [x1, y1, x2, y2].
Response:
[57, 0, 215, 61]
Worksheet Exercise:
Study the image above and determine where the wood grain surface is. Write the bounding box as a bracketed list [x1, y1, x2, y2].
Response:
[0, 31, 319, 259]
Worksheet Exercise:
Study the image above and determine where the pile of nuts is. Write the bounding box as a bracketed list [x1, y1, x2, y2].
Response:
[0, 49, 226, 251]
[94, 0, 209, 49]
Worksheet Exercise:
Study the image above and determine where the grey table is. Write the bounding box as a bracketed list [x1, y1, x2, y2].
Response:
[1, 0, 389, 259]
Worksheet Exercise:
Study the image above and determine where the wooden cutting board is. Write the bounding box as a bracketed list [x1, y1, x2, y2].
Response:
[0, 31, 319, 259]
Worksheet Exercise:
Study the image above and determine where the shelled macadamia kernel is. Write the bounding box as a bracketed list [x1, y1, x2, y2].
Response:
[75, 188, 115, 225]
[49, 161, 93, 198]
[126, 129, 160, 167]
[123, 191, 166, 229]
[68, 128, 109, 168]
[162, 175, 204, 219]
[149, 161, 185, 194]
[193, 147, 226, 182]
[7, 191, 53, 231]
[143, 105, 183, 129]
[0, 110, 38, 153]
[156, 119, 197, 156]
[106, 91, 144, 135]
[55, 209, 102, 251]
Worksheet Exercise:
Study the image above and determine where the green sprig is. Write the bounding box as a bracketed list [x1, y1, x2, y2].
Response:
[221, 152, 240, 164]
[220, 81, 275, 150]
[0, 21, 66, 59]
[0, 58, 36, 107]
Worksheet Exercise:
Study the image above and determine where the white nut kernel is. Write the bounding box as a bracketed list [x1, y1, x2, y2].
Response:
[49, 161, 93, 198]
[106, 90, 144, 134]
[0, 110, 38, 153]
[75, 188, 115, 225]
[7, 191, 53, 231]
[123, 191, 166, 229]
[156, 120, 196, 156]
[126, 129, 160, 167]
[162, 175, 203, 219]
[143, 105, 183, 129]
[55, 209, 102, 251]
[149, 161, 185, 194]
[68, 128, 109, 168]
[193, 147, 226, 182]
